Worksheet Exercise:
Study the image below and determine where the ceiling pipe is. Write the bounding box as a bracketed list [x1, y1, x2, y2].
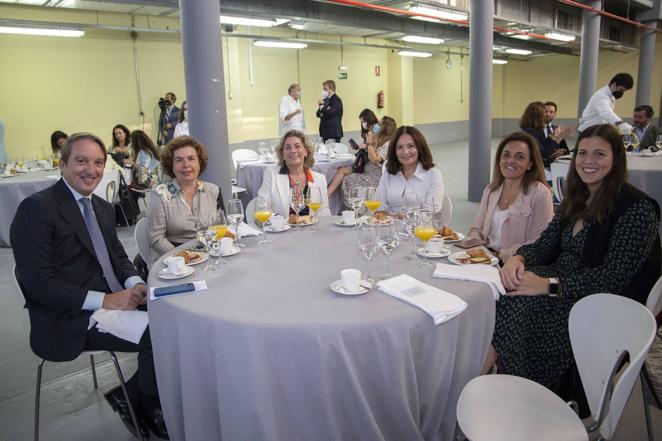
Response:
[558, 0, 662, 33]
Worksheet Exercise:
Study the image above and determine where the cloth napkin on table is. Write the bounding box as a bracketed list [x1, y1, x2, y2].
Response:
[88, 309, 148, 344]
[230, 222, 263, 237]
[377, 274, 468, 325]
[433, 263, 505, 300]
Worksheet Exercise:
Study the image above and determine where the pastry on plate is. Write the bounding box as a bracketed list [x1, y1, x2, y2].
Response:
[439, 226, 459, 241]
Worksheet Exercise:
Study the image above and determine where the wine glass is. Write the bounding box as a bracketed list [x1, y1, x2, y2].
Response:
[210, 209, 228, 267]
[305, 186, 323, 230]
[348, 186, 367, 224]
[376, 224, 400, 279]
[364, 187, 381, 224]
[622, 134, 633, 152]
[357, 226, 378, 283]
[227, 199, 245, 247]
[254, 196, 273, 245]
[414, 210, 437, 268]
[198, 228, 217, 271]
[289, 184, 306, 228]
[402, 206, 419, 261]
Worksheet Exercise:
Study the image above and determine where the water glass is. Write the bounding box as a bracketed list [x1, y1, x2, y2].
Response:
[305, 186, 323, 230]
[254, 196, 273, 245]
[357, 226, 379, 282]
[376, 224, 400, 279]
[227, 198, 245, 247]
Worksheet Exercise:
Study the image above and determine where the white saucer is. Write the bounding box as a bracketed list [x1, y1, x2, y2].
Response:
[334, 219, 356, 227]
[220, 246, 241, 257]
[330, 279, 370, 296]
[158, 265, 195, 280]
[416, 247, 452, 258]
[265, 224, 292, 233]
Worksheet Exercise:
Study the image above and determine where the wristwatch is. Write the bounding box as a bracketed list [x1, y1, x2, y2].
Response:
[548, 278, 562, 298]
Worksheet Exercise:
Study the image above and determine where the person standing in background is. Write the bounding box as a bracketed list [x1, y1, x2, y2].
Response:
[279, 84, 305, 136]
[316, 80, 343, 142]
[158, 92, 180, 145]
[174, 100, 189, 138]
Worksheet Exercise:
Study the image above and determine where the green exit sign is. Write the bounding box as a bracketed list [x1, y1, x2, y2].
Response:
[338, 72, 348, 80]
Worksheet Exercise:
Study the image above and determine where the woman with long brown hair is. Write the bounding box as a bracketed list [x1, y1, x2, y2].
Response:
[468, 131, 554, 261]
[130, 130, 161, 190]
[482, 124, 660, 390]
[520, 101, 569, 168]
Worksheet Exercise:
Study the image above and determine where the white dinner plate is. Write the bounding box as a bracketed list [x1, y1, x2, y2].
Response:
[264, 223, 292, 233]
[287, 217, 319, 227]
[416, 247, 452, 258]
[448, 248, 499, 266]
[440, 232, 465, 243]
[330, 279, 370, 296]
[157, 265, 195, 280]
[334, 219, 357, 227]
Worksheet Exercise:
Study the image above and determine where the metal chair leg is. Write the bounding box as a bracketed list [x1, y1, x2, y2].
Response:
[89, 354, 98, 389]
[642, 372, 655, 441]
[117, 204, 129, 227]
[108, 351, 145, 441]
[34, 359, 45, 441]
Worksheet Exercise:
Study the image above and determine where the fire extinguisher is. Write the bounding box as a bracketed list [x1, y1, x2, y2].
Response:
[377, 90, 384, 109]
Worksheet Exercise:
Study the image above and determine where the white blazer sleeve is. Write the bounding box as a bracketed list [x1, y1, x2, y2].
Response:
[257, 167, 282, 216]
[425, 168, 445, 213]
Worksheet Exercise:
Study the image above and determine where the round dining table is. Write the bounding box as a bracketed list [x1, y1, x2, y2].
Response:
[148, 217, 496, 441]
[236, 154, 355, 215]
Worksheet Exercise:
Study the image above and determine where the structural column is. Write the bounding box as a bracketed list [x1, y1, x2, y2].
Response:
[467, 0, 493, 202]
[577, 0, 602, 118]
[179, 0, 232, 203]
[635, 21, 657, 107]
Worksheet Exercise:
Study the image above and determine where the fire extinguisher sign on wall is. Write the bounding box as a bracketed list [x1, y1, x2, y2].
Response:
[377, 90, 384, 109]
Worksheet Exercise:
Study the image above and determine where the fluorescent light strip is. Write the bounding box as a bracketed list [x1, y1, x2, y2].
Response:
[398, 50, 432, 58]
[544, 32, 576, 42]
[290, 24, 305, 30]
[511, 34, 531, 40]
[505, 48, 532, 55]
[0, 26, 84, 37]
[402, 35, 444, 45]
[409, 6, 468, 21]
[220, 16, 289, 27]
[254, 40, 307, 49]
[492, 59, 508, 65]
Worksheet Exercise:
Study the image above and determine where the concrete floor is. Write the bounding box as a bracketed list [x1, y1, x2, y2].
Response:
[0, 139, 659, 440]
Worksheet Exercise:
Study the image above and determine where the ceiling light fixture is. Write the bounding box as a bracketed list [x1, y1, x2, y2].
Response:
[290, 24, 305, 30]
[492, 59, 508, 65]
[220, 16, 289, 27]
[409, 6, 468, 21]
[254, 40, 307, 49]
[505, 48, 532, 55]
[402, 35, 444, 45]
[0, 26, 84, 37]
[511, 34, 531, 40]
[398, 50, 432, 58]
[544, 32, 576, 42]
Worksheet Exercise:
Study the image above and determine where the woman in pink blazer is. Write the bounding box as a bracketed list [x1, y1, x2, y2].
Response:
[469, 131, 554, 261]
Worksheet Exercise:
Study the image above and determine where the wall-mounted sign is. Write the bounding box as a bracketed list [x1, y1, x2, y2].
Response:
[375, 66, 381, 76]
[338, 72, 348, 80]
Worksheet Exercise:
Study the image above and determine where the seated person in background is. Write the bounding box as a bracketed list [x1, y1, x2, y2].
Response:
[520, 101, 570, 168]
[482, 124, 660, 393]
[376, 125, 444, 214]
[50, 130, 68, 158]
[173, 100, 189, 138]
[110, 124, 132, 167]
[257, 129, 331, 218]
[633, 104, 662, 148]
[148, 136, 224, 256]
[130, 130, 161, 190]
[10, 133, 167, 439]
[543, 101, 571, 155]
[469, 131, 554, 261]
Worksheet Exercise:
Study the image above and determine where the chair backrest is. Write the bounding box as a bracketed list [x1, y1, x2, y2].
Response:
[550, 161, 569, 202]
[439, 194, 453, 227]
[646, 276, 662, 317]
[134, 218, 151, 265]
[334, 143, 349, 154]
[245, 198, 257, 227]
[570, 293, 656, 439]
[232, 149, 259, 170]
[106, 180, 117, 203]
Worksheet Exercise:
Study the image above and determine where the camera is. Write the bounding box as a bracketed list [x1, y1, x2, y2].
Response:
[158, 97, 172, 112]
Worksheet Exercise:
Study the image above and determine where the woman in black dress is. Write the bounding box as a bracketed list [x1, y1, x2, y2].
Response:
[520, 101, 570, 168]
[482, 123, 661, 388]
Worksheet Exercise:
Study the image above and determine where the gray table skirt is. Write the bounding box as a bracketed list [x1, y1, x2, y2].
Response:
[236, 156, 355, 215]
[148, 217, 496, 441]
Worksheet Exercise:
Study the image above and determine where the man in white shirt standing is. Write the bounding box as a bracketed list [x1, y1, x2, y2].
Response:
[578, 73, 634, 134]
[279, 83, 305, 136]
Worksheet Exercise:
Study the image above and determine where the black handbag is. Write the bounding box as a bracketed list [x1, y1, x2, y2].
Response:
[352, 149, 368, 174]
[115, 173, 140, 226]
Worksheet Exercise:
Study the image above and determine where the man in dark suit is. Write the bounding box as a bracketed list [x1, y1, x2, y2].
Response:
[633, 105, 662, 148]
[316, 80, 343, 142]
[11, 133, 168, 440]
[158, 91, 180, 145]
[543, 101, 570, 160]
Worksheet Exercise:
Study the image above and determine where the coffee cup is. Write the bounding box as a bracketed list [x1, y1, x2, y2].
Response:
[426, 237, 445, 254]
[220, 237, 234, 255]
[165, 256, 185, 274]
[341, 269, 362, 292]
[341, 210, 356, 225]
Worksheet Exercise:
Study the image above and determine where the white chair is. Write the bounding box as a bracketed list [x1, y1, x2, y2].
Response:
[439, 194, 453, 227]
[11, 265, 145, 441]
[641, 275, 662, 441]
[550, 161, 570, 202]
[134, 217, 151, 267]
[334, 143, 349, 154]
[245, 198, 257, 227]
[231, 148, 259, 171]
[456, 293, 656, 441]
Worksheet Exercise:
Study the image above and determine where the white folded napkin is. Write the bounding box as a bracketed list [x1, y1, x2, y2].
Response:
[377, 274, 467, 325]
[230, 222, 263, 237]
[88, 309, 149, 344]
[433, 263, 504, 300]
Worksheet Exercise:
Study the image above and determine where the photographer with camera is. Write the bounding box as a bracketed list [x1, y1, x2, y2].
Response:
[157, 92, 180, 145]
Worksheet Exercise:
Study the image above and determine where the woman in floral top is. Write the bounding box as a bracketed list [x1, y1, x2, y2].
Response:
[483, 124, 661, 389]
[147, 136, 224, 256]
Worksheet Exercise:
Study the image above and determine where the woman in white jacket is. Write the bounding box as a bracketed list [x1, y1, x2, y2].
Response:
[257, 130, 331, 218]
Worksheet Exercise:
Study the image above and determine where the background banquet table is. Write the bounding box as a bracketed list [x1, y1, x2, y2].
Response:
[236, 154, 355, 214]
[148, 217, 496, 441]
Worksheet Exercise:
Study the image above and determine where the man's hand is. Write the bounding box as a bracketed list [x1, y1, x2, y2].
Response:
[102, 286, 146, 310]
